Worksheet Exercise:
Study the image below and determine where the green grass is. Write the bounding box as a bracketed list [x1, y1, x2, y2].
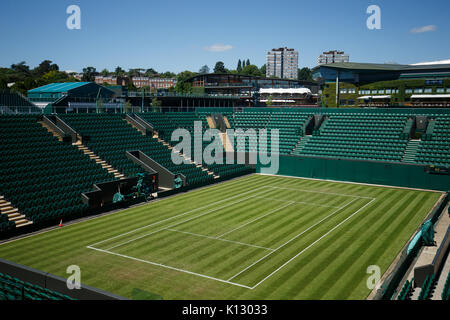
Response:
[0, 174, 443, 300]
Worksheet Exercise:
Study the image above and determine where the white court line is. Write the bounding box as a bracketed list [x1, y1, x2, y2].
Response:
[216, 201, 295, 239]
[88, 185, 269, 248]
[104, 188, 271, 251]
[267, 186, 374, 200]
[249, 197, 376, 289]
[87, 183, 377, 290]
[86, 245, 252, 290]
[250, 196, 340, 209]
[166, 228, 275, 251]
[227, 197, 362, 282]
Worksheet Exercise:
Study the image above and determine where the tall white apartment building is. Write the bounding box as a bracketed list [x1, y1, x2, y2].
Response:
[318, 50, 349, 65]
[266, 47, 298, 80]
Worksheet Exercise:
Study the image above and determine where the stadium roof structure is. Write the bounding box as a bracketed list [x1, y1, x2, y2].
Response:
[28, 82, 91, 94]
[313, 62, 450, 84]
[27, 82, 116, 105]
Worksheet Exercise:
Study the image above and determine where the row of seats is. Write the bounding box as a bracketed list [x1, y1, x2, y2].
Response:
[297, 114, 410, 162]
[0, 115, 114, 227]
[138, 112, 253, 179]
[414, 116, 450, 167]
[60, 114, 215, 186]
[0, 272, 74, 300]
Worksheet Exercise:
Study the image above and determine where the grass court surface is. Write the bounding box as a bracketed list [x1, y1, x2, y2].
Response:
[0, 174, 442, 299]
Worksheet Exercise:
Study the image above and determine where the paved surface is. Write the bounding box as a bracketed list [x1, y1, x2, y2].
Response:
[396, 203, 449, 300]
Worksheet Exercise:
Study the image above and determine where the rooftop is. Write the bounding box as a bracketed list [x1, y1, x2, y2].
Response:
[28, 82, 90, 93]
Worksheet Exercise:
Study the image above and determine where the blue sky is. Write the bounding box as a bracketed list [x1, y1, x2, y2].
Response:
[0, 0, 449, 73]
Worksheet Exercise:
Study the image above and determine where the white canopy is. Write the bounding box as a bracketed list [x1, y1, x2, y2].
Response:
[410, 94, 450, 99]
[357, 95, 391, 100]
[259, 88, 312, 95]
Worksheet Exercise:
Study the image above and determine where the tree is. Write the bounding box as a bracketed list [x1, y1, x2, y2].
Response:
[151, 97, 162, 112]
[199, 65, 210, 74]
[213, 61, 226, 74]
[115, 66, 126, 76]
[242, 59, 246, 68]
[0, 77, 7, 90]
[266, 95, 273, 106]
[11, 61, 30, 75]
[128, 68, 144, 77]
[175, 70, 197, 93]
[145, 68, 158, 77]
[260, 64, 266, 77]
[241, 64, 263, 77]
[40, 70, 69, 84]
[124, 101, 133, 113]
[100, 69, 109, 76]
[82, 67, 97, 81]
[237, 60, 242, 73]
[34, 60, 59, 76]
[161, 71, 176, 78]
[298, 67, 313, 81]
[246, 59, 250, 67]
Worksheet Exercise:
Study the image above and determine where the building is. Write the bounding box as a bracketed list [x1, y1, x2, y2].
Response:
[185, 73, 317, 107]
[259, 88, 317, 107]
[318, 50, 350, 65]
[312, 62, 450, 107]
[131, 77, 177, 89]
[95, 76, 128, 86]
[266, 47, 298, 80]
[27, 82, 117, 112]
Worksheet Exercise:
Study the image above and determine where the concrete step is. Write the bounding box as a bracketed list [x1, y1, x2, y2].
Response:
[9, 214, 25, 221]
[15, 220, 33, 227]
[1, 207, 17, 214]
[0, 202, 12, 208]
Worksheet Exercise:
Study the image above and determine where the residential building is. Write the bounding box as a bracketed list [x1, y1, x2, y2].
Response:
[318, 50, 350, 65]
[266, 47, 298, 80]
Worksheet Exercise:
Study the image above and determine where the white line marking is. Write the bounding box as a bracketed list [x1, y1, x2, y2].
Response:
[227, 197, 361, 282]
[216, 201, 295, 239]
[86, 246, 252, 289]
[251, 196, 340, 208]
[249, 197, 376, 289]
[104, 189, 270, 251]
[166, 228, 275, 251]
[267, 186, 374, 199]
[88, 185, 269, 248]
[87, 182, 377, 290]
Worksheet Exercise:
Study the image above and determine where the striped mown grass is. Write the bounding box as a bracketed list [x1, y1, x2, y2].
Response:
[0, 174, 443, 299]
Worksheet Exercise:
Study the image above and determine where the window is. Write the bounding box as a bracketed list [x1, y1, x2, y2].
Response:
[414, 88, 423, 93]
[348, 88, 356, 94]
[424, 88, 432, 93]
[371, 90, 378, 94]
[405, 89, 413, 94]
[340, 89, 347, 94]
[436, 88, 444, 93]
[378, 89, 385, 94]
[385, 89, 392, 94]
[446, 88, 450, 93]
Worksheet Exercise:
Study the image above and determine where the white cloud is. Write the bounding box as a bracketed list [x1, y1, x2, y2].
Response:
[410, 25, 437, 34]
[204, 44, 234, 52]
